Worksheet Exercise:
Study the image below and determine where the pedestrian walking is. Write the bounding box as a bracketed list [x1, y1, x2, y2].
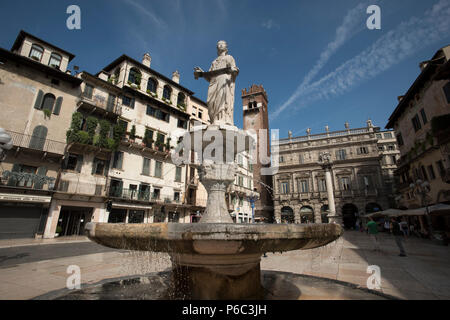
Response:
[367, 217, 380, 251]
[391, 217, 407, 257]
[400, 218, 409, 237]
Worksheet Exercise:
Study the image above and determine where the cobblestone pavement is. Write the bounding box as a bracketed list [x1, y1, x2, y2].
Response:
[0, 231, 449, 300]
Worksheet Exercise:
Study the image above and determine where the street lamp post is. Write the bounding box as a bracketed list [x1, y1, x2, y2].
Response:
[409, 179, 434, 240]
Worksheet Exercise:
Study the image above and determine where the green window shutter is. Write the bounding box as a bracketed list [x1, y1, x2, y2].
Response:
[34, 167, 48, 190]
[7, 164, 21, 186]
[118, 152, 123, 169]
[142, 158, 150, 176]
[53, 97, 63, 115]
[131, 98, 135, 109]
[34, 90, 44, 109]
[76, 155, 84, 173]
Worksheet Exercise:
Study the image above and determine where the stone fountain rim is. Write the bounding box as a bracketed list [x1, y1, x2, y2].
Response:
[86, 222, 343, 241]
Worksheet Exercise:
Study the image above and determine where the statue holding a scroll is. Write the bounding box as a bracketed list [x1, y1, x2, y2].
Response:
[194, 41, 239, 126]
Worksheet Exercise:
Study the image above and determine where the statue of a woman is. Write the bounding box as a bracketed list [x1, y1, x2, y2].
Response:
[194, 41, 239, 126]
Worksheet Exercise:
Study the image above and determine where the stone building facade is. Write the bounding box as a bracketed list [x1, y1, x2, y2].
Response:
[0, 30, 258, 239]
[386, 45, 450, 217]
[272, 121, 398, 229]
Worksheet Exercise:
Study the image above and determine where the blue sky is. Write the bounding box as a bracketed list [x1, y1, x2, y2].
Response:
[1, 0, 449, 138]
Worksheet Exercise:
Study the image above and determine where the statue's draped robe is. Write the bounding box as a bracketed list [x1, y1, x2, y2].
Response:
[207, 54, 237, 125]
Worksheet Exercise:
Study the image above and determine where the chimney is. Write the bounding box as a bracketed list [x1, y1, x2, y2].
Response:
[172, 70, 180, 84]
[142, 53, 152, 68]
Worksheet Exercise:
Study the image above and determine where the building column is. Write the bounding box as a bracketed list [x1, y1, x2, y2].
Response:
[274, 205, 281, 223]
[44, 200, 60, 239]
[324, 166, 341, 225]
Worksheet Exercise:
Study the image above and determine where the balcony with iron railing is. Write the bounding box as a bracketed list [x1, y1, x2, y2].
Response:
[5, 130, 66, 156]
[58, 176, 107, 197]
[0, 168, 56, 192]
[109, 186, 151, 202]
[77, 92, 122, 118]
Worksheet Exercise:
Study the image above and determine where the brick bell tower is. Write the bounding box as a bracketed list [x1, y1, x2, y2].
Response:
[242, 85, 274, 222]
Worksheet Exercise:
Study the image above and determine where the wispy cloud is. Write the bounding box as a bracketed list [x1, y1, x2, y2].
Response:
[286, 0, 450, 113]
[270, 1, 373, 120]
[271, 0, 450, 120]
[262, 19, 280, 30]
[123, 0, 167, 30]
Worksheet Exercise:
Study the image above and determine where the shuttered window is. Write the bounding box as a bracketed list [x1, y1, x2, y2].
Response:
[83, 84, 94, 99]
[112, 152, 124, 169]
[42, 94, 56, 113]
[29, 126, 48, 150]
[53, 97, 63, 115]
[34, 90, 44, 109]
[142, 158, 150, 176]
[154, 161, 162, 178]
[175, 167, 182, 182]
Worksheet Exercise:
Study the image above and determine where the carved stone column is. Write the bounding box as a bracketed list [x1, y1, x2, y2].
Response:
[318, 152, 342, 225]
[198, 162, 237, 223]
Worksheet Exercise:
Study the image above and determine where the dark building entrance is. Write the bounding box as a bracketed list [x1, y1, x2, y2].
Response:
[57, 207, 93, 237]
[342, 204, 358, 230]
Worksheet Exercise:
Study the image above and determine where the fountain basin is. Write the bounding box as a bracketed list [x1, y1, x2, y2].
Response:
[85, 222, 343, 299]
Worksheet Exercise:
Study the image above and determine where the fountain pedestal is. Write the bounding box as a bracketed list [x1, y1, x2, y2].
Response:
[197, 163, 237, 224]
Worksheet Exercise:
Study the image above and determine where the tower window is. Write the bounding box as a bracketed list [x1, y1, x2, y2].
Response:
[29, 44, 43, 62]
[49, 53, 62, 69]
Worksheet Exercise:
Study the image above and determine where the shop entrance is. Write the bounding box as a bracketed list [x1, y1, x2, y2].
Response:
[57, 207, 93, 237]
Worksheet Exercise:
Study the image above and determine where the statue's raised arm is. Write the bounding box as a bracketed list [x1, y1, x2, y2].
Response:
[193, 41, 239, 126]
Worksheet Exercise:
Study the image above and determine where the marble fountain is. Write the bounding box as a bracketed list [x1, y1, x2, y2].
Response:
[42, 41, 390, 300]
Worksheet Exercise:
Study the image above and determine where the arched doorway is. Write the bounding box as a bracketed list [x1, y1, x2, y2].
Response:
[342, 204, 358, 229]
[365, 203, 382, 214]
[281, 206, 294, 224]
[321, 205, 329, 223]
[300, 206, 314, 224]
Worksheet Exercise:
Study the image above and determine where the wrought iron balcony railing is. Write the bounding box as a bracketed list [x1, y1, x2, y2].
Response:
[0, 169, 56, 191]
[6, 130, 66, 155]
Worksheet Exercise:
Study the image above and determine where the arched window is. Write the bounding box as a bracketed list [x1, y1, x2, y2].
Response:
[41, 93, 56, 113]
[128, 68, 142, 86]
[29, 44, 44, 62]
[300, 206, 314, 224]
[281, 206, 294, 224]
[177, 93, 186, 106]
[49, 53, 62, 69]
[163, 85, 172, 101]
[147, 78, 157, 93]
[29, 125, 48, 150]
